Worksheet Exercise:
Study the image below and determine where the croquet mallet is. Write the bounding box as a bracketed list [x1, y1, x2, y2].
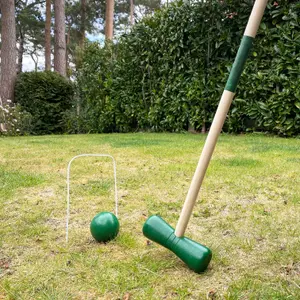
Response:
[143, 0, 269, 273]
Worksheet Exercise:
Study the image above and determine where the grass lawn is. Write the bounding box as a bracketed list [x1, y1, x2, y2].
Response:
[0, 133, 299, 299]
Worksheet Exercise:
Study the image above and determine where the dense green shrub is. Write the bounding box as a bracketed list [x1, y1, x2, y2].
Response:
[15, 71, 75, 134]
[78, 0, 247, 133]
[227, 0, 300, 136]
[77, 0, 300, 136]
[240, 1, 300, 136]
[75, 43, 116, 133]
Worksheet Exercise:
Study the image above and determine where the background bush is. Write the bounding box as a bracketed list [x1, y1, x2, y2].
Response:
[75, 43, 115, 133]
[76, 0, 300, 136]
[228, 0, 300, 136]
[15, 71, 75, 134]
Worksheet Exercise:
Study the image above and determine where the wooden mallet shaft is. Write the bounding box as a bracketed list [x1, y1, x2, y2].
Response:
[175, 0, 269, 237]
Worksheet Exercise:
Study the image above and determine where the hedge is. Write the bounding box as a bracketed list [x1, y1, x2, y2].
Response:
[15, 71, 75, 134]
[76, 0, 300, 136]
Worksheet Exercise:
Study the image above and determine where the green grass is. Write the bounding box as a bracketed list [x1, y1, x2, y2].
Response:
[0, 133, 299, 299]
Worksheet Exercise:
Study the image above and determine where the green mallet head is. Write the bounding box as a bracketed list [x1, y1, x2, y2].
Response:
[143, 215, 212, 273]
[90, 212, 119, 242]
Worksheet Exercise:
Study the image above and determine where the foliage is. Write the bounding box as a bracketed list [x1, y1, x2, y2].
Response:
[231, 0, 300, 136]
[15, 0, 45, 72]
[0, 99, 33, 136]
[77, 0, 300, 136]
[115, 0, 163, 33]
[64, 0, 163, 74]
[77, 0, 243, 132]
[14, 71, 75, 134]
[71, 42, 115, 133]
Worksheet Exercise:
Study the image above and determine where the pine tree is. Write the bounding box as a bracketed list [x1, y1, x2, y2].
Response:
[130, 0, 134, 25]
[79, 0, 87, 49]
[54, 0, 66, 76]
[45, 0, 52, 70]
[0, 0, 17, 105]
[14, 0, 45, 73]
[105, 0, 114, 40]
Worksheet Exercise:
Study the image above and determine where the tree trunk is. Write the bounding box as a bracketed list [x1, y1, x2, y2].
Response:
[130, 0, 134, 25]
[54, 0, 66, 76]
[0, 0, 17, 105]
[30, 51, 38, 72]
[79, 0, 86, 49]
[45, 0, 52, 70]
[201, 121, 206, 134]
[66, 24, 71, 77]
[17, 29, 24, 74]
[105, 0, 114, 40]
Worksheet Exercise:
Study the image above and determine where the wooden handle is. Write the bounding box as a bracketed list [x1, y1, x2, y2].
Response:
[175, 0, 269, 237]
[244, 0, 269, 38]
[175, 91, 234, 237]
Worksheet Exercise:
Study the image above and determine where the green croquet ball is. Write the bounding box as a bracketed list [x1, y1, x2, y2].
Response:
[90, 212, 119, 242]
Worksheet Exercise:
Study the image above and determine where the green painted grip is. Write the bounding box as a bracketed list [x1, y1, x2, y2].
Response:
[225, 35, 254, 92]
[143, 215, 212, 273]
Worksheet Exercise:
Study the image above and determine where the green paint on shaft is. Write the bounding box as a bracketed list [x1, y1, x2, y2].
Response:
[225, 35, 254, 92]
[143, 215, 212, 273]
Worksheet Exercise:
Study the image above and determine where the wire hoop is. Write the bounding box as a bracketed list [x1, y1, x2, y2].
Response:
[66, 154, 118, 242]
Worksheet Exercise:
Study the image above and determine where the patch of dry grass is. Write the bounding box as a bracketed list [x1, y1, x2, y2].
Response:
[0, 133, 299, 299]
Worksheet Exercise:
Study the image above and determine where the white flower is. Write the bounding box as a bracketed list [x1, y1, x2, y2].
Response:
[7, 99, 12, 103]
